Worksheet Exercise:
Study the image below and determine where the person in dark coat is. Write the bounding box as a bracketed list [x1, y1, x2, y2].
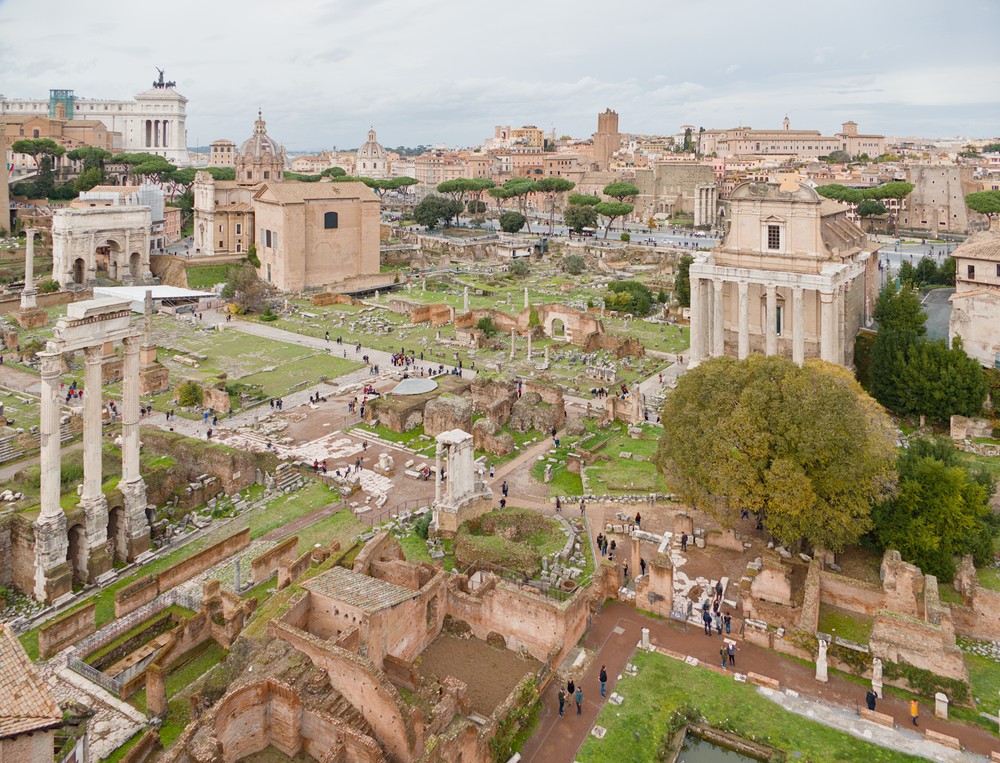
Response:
[599, 665, 608, 697]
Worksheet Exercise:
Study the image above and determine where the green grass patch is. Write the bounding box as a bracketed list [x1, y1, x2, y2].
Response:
[976, 566, 1000, 593]
[102, 730, 145, 763]
[577, 648, 925, 763]
[246, 480, 341, 540]
[964, 648, 1000, 719]
[185, 264, 230, 289]
[294, 506, 366, 552]
[817, 603, 873, 644]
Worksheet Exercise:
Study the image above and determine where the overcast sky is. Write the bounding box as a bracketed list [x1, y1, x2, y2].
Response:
[1, 0, 997, 151]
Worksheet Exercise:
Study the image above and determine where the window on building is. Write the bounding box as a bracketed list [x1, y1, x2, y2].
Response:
[266, 264, 272, 282]
[219, 240, 223, 248]
[265, 229, 272, 248]
[968, 264, 975, 279]
[246, 171, 252, 180]
[236, 223, 242, 235]
[776, 305, 783, 336]
[767, 225, 781, 251]
[996, 264, 1000, 278]
[272, 232, 278, 250]
[263, 171, 269, 179]
[218, 224, 223, 232]
[324, 211, 339, 229]
[236, 243, 241, 252]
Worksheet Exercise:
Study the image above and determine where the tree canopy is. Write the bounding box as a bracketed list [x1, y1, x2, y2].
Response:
[567, 193, 600, 206]
[871, 437, 996, 582]
[564, 203, 598, 234]
[815, 182, 914, 206]
[12, 138, 66, 163]
[413, 194, 463, 228]
[603, 181, 640, 202]
[675, 254, 694, 307]
[655, 355, 897, 552]
[499, 211, 526, 233]
[594, 201, 633, 238]
[535, 176, 575, 233]
[605, 280, 653, 316]
[562, 254, 585, 275]
[966, 190, 1000, 220]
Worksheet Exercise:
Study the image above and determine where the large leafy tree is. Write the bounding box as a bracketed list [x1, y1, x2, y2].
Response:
[67, 146, 111, 172]
[534, 177, 575, 234]
[413, 194, 463, 228]
[499, 211, 526, 233]
[602, 181, 640, 203]
[966, 190, 1000, 222]
[872, 438, 995, 582]
[567, 193, 600, 207]
[594, 201, 633, 239]
[564, 203, 597, 234]
[12, 138, 66, 168]
[655, 355, 897, 552]
[493, 178, 537, 232]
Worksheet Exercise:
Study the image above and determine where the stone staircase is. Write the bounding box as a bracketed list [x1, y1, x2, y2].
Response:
[0, 421, 72, 464]
[326, 694, 375, 739]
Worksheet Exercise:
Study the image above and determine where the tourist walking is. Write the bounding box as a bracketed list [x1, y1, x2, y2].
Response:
[555, 496, 561, 512]
[680, 532, 688, 552]
[723, 612, 732, 634]
[865, 690, 877, 712]
[579, 499, 586, 516]
[558, 687, 566, 717]
[910, 700, 919, 726]
[489, 463, 495, 479]
[640, 558, 646, 577]
[501, 480, 508, 498]
[727, 642, 736, 666]
[720, 646, 728, 669]
[599, 665, 607, 697]
[574, 686, 583, 716]
[634, 512, 641, 528]
[567, 678, 575, 698]
[702, 608, 713, 636]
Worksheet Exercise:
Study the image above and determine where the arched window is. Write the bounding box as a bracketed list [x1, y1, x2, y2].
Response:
[324, 211, 339, 229]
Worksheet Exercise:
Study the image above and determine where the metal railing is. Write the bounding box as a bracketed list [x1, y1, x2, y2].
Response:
[67, 655, 121, 695]
[460, 560, 582, 603]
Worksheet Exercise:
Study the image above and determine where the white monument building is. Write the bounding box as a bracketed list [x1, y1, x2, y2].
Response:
[0, 73, 189, 164]
[356, 128, 389, 179]
[51, 206, 154, 288]
[688, 180, 879, 368]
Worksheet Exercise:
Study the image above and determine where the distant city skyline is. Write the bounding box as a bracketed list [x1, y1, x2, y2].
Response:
[1, 0, 998, 151]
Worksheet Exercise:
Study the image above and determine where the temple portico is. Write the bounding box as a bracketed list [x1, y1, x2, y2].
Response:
[33, 298, 150, 602]
[431, 429, 492, 538]
[688, 180, 878, 369]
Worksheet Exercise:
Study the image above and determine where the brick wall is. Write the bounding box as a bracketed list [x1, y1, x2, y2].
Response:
[119, 729, 161, 763]
[114, 575, 160, 618]
[270, 620, 419, 762]
[251, 536, 298, 584]
[870, 612, 969, 683]
[277, 551, 312, 590]
[818, 570, 883, 616]
[798, 561, 821, 633]
[38, 601, 95, 658]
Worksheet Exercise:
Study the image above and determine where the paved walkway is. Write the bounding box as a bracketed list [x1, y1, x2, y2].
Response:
[521, 601, 999, 763]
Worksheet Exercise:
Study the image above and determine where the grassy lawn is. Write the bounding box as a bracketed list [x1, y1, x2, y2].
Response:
[584, 423, 666, 494]
[964, 648, 1000, 719]
[817, 603, 873, 644]
[294, 506, 366, 552]
[246, 480, 341, 539]
[184, 264, 230, 289]
[576, 648, 925, 763]
[976, 566, 1000, 593]
[236, 354, 362, 398]
[353, 423, 435, 456]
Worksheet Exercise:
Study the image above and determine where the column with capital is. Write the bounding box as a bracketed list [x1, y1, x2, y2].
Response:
[792, 287, 805, 366]
[737, 281, 749, 359]
[836, 285, 846, 365]
[688, 276, 703, 367]
[711, 279, 724, 357]
[80, 346, 109, 576]
[820, 290, 836, 363]
[34, 350, 69, 601]
[21, 229, 37, 310]
[765, 285, 777, 356]
[119, 335, 150, 560]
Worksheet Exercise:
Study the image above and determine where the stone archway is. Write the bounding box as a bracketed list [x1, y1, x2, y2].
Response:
[551, 318, 566, 339]
[72, 257, 85, 285]
[67, 524, 88, 586]
[129, 252, 142, 281]
[51, 205, 153, 288]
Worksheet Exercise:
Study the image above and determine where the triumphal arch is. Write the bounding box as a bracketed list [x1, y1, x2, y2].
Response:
[34, 298, 150, 601]
[51, 206, 153, 289]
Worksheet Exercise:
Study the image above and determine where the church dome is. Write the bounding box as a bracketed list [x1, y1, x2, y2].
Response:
[357, 128, 386, 160]
[239, 110, 284, 161]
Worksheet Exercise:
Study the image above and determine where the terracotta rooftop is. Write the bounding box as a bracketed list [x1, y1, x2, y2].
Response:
[254, 180, 375, 204]
[0, 625, 62, 740]
[953, 229, 1000, 262]
[304, 566, 417, 613]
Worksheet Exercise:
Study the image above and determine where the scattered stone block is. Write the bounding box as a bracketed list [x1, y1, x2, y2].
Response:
[924, 729, 960, 750]
[860, 709, 894, 728]
[591, 726, 607, 739]
[608, 693, 623, 706]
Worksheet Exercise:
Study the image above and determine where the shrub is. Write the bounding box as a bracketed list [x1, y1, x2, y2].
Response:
[245, 244, 260, 268]
[499, 211, 527, 233]
[562, 254, 585, 275]
[620, 232, 630, 242]
[177, 380, 204, 407]
[37, 278, 60, 293]
[509, 259, 529, 276]
[414, 513, 432, 540]
[260, 307, 278, 322]
[476, 316, 498, 337]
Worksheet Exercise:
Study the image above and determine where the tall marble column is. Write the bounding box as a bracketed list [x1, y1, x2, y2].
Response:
[39, 351, 63, 520]
[21, 229, 37, 310]
[792, 287, 805, 366]
[820, 290, 836, 363]
[765, 285, 778, 356]
[688, 277, 704, 367]
[434, 443, 443, 504]
[711, 279, 724, 357]
[80, 347, 108, 559]
[119, 335, 149, 560]
[836, 285, 846, 366]
[35, 349, 69, 601]
[463, 287, 469, 312]
[737, 281, 749, 360]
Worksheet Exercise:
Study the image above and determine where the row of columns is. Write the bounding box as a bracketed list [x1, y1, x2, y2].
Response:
[689, 277, 845, 368]
[693, 185, 718, 227]
[35, 334, 147, 600]
[145, 119, 174, 149]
